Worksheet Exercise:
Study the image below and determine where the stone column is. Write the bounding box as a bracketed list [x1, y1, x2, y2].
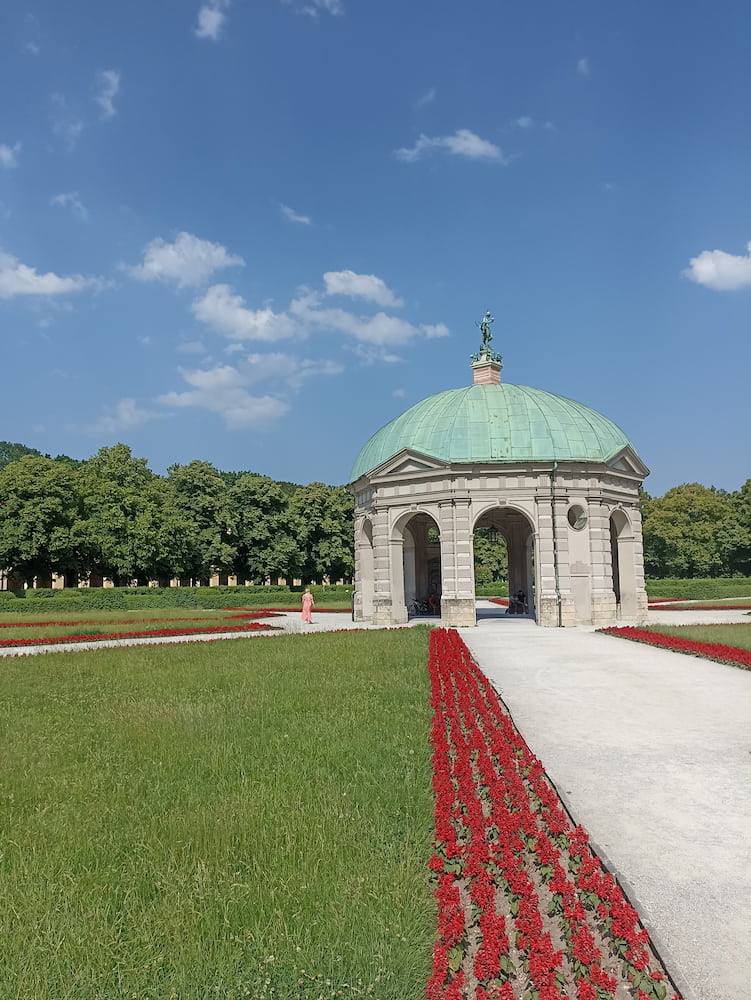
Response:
[535, 493, 575, 627]
[438, 499, 476, 626]
[589, 502, 618, 625]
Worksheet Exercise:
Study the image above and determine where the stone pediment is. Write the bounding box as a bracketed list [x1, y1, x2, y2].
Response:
[606, 447, 649, 480]
[369, 448, 449, 480]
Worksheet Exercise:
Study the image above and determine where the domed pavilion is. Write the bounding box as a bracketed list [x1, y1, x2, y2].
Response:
[348, 312, 649, 627]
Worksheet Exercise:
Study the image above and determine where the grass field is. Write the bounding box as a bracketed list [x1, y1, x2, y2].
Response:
[657, 597, 751, 609]
[0, 629, 435, 1000]
[645, 622, 751, 652]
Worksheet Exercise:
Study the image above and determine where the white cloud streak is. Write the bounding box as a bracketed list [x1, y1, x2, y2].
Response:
[94, 69, 121, 119]
[415, 87, 436, 109]
[577, 57, 590, 76]
[290, 290, 448, 345]
[128, 232, 244, 287]
[195, 0, 231, 40]
[684, 241, 751, 290]
[0, 142, 21, 169]
[158, 365, 290, 429]
[395, 129, 508, 164]
[51, 191, 89, 222]
[86, 398, 161, 434]
[0, 251, 100, 299]
[323, 269, 403, 307]
[192, 285, 298, 340]
[51, 94, 84, 150]
[280, 203, 312, 225]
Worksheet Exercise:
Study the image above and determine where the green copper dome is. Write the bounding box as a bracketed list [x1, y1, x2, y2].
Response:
[350, 383, 639, 482]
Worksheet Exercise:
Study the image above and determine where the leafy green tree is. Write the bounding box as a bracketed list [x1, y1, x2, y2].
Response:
[167, 460, 237, 583]
[473, 528, 508, 582]
[0, 441, 43, 470]
[288, 483, 354, 583]
[729, 479, 751, 575]
[77, 445, 192, 585]
[229, 474, 298, 583]
[0, 455, 82, 583]
[642, 482, 750, 578]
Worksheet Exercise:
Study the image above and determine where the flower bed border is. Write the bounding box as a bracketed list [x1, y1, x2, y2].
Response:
[599, 626, 751, 670]
[427, 628, 679, 1000]
[0, 621, 279, 649]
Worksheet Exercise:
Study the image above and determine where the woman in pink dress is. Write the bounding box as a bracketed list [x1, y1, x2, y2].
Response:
[301, 587, 315, 624]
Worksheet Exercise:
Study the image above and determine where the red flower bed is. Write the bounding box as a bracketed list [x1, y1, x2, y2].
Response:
[427, 628, 678, 999]
[599, 626, 751, 669]
[0, 622, 279, 648]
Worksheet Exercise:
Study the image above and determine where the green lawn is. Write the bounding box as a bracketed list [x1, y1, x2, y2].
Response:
[0, 629, 435, 1000]
[658, 597, 751, 609]
[645, 622, 751, 651]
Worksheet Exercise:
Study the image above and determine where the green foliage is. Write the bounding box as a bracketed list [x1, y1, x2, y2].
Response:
[642, 483, 751, 578]
[645, 577, 751, 599]
[288, 483, 355, 584]
[473, 528, 508, 582]
[0, 440, 44, 469]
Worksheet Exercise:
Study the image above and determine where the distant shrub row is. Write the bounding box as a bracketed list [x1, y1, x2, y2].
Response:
[0, 584, 354, 614]
[644, 577, 751, 599]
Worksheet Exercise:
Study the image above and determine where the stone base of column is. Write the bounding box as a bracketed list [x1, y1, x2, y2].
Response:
[538, 596, 576, 627]
[440, 597, 476, 627]
[372, 599, 407, 626]
[590, 593, 618, 626]
[633, 590, 648, 625]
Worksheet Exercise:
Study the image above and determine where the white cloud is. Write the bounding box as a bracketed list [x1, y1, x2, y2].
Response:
[280, 203, 312, 225]
[177, 339, 207, 354]
[23, 41, 40, 55]
[323, 269, 403, 307]
[290, 290, 448, 345]
[195, 0, 231, 40]
[684, 241, 751, 291]
[392, 388, 406, 398]
[51, 94, 85, 150]
[158, 364, 289, 429]
[241, 352, 344, 389]
[0, 142, 21, 169]
[415, 87, 436, 109]
[86, 398, 161, 434]
[577, 57, 590, 76]
[51, 191, 89, 222]
[94, 69, 120, 120]
[128, 232, 244, 287]
[512, 116, 535, 129]
[395, 129, 508, 164]
[297, 0, 344, 16]
[0, 251, 100, 299]
[192, 284, 298, 340]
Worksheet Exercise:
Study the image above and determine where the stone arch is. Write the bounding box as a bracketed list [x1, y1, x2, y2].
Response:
[391, 509, 442, 617]
[610, 507, 637, 618]
[473, 503, 537, 619]
[357, 518, 375, 619]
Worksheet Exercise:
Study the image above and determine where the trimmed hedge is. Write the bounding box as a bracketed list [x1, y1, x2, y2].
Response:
[0, 584, 354, 615]
[645, 577, 751, 599]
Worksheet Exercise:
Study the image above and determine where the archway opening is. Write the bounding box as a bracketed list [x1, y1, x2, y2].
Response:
[357, 518, 375, 619]
[610, 509, 637, 618]
[474, 507, 536, 620]
[401, 513, 441, 616]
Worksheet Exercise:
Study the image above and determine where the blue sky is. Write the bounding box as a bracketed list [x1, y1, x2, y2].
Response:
[1, 0, 749, 495]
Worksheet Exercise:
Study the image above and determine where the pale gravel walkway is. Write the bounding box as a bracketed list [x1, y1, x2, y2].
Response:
[461, 603, 751, 1000]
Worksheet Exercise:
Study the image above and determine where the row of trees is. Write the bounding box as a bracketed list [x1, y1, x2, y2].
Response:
[641, 481, 751, 578]
[0, 444, 354, 587]
[1, 441, 749, 585]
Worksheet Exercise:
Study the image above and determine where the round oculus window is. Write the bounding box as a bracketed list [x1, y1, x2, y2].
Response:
[567, 505, 588, 530]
